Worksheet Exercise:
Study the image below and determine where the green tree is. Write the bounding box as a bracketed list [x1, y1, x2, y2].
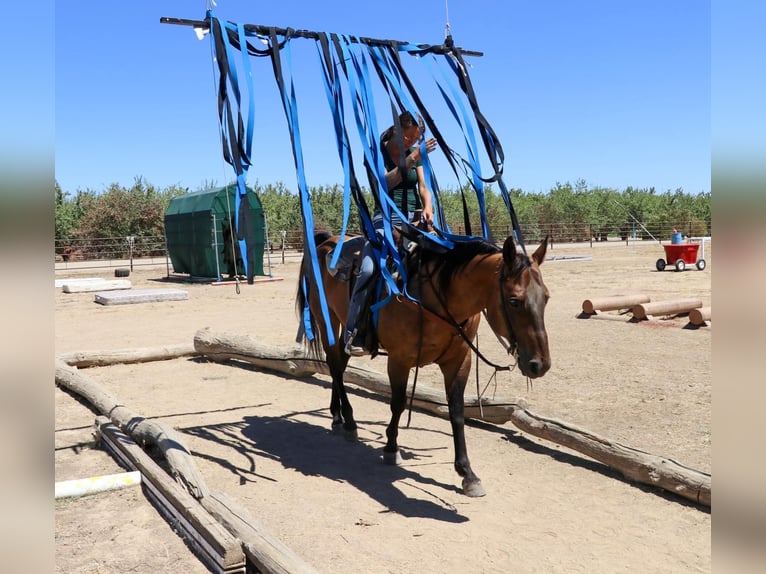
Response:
[74, 177, 187, 256]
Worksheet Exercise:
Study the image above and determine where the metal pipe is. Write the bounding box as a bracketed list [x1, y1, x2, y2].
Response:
[159, 16, 484, 57]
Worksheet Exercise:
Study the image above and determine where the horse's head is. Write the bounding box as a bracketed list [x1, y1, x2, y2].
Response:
[484, 235, 551, 379]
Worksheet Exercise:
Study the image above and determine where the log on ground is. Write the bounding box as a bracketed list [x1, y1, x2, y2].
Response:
[632, 299, 703, 320]
[58, 343, 198, 368]
[97, 418, 246, 574]
[193, 327, 525, 424]
[55, 360, 209, 499]
[194, 328, 711, 507]
[582, 294, 650, 315]
[202, 492, 320, 574]
[507, 408, 711, 507]
[688, 306, 711, 326]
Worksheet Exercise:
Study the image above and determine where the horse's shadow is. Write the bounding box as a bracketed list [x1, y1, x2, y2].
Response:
[182, 412, 469, 523]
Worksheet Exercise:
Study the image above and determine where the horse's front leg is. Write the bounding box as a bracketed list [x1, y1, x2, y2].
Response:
[441, 350, 486, 497]
[382, 360, 409, 465]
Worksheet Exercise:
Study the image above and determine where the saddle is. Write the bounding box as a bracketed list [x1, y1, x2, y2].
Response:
[325, 236, 366, 282]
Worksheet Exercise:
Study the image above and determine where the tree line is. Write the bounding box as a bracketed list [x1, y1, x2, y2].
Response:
[55, 176, 710, 256]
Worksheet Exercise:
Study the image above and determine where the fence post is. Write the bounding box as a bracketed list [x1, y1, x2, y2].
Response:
[280, 230, 286, 264]
[126, 236, 136, 271]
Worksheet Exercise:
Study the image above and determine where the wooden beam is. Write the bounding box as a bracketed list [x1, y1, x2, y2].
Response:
[57, 343, 197, 368]
[582, 294, 650, 315]
[507, 409, 710, 506]
[632, 299, 703, 320]
[97, 419, 246, 574]
[193, 327, 524, 424]
[202, 493, 320, 574]
[688, 306, 711, 326]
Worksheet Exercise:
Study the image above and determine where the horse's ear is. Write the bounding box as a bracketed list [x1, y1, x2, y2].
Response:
[502, 235, 517, 268]
[532, 235, 549, 266]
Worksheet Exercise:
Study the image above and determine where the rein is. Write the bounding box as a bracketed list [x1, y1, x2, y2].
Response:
[419, 261, 517, 373]
[403, 252, 526, 425]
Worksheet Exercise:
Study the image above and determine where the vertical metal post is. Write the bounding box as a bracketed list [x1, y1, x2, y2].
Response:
[263, 214, 273, 277]
[212, 213, 221, 280]
[126, 236, 135, 271]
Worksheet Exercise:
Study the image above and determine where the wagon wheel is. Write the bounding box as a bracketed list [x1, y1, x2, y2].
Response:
[675, 259, 686, 272]
[656, 258, 666, 271]
[696, 259, 707, 271]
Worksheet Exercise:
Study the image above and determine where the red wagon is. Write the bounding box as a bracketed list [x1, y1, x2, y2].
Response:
[656, 242, 706, 272]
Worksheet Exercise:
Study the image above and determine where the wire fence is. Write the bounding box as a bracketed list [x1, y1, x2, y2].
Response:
[54, 222, 708, 268]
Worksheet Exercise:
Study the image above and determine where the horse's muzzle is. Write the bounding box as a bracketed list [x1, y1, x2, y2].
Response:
[522, 357, 550, 379]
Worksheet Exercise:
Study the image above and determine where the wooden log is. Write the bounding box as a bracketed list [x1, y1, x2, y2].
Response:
[97, 419, 246, 574]
[194, 329, 711, 506]
[193, 327, 524, 424]
[632, 298, 703, 320]
[689, 306, 711, 326]
[582, 294, 650, 315]
[57, 343, 198, 368]
[55, 360, 210, 499]
[202, 492, 320, 574]
[507, 409, 711, 506]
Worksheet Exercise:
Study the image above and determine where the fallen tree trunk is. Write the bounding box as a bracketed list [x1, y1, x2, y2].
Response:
[194, 328, 711, 507]
[58, 343, 197, 368]
[193, 327, 525, 424]
[55, 360, 209, 499]
[507, 409, 711, 506]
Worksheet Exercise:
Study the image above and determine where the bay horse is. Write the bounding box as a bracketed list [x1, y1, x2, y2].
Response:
[296, 232, 550, 497]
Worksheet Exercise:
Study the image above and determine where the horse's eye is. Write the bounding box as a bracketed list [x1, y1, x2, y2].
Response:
[508, 298, 522, 308]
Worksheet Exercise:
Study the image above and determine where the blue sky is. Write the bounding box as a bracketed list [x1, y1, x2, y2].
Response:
[55, 1, 710, 196]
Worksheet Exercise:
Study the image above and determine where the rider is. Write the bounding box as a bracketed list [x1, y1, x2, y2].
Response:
[344, 111, 438, 356]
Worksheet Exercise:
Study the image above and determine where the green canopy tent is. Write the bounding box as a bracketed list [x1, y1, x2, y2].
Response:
[164, 184, 266, 281]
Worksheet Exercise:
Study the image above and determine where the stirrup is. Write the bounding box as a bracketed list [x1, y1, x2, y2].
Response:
[343, 329, 369, 357]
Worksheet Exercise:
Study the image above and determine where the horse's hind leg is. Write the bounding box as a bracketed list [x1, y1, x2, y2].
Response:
[441, 351, 485, 497]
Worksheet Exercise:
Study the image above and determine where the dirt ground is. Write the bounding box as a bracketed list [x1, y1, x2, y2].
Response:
[54, 239, 711, 573]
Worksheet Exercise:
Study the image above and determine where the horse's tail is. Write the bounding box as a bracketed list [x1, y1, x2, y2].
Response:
[294, 231, 333, 358]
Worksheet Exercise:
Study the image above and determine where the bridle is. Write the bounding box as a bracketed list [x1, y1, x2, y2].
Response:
[492, 262, 521, 359]
[415, 259, 519, 373]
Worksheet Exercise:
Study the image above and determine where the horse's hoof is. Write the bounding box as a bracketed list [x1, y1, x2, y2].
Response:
[462, 478, 486, 497]
[331, 424, 344, 435]
[344, 428, 358, 442]
[382, 450, 402, 465]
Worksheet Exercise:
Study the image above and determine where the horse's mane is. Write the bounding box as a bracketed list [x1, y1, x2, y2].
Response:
[415, 236, 535, 295]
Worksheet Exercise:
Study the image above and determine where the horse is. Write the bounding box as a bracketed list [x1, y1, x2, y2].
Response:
[296, 232, 551, 497]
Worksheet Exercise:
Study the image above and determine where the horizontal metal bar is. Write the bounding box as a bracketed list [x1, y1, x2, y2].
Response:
[159, 16, 484, 57]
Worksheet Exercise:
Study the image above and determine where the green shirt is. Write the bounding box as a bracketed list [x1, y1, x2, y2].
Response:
[382, 143, 422, 214]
